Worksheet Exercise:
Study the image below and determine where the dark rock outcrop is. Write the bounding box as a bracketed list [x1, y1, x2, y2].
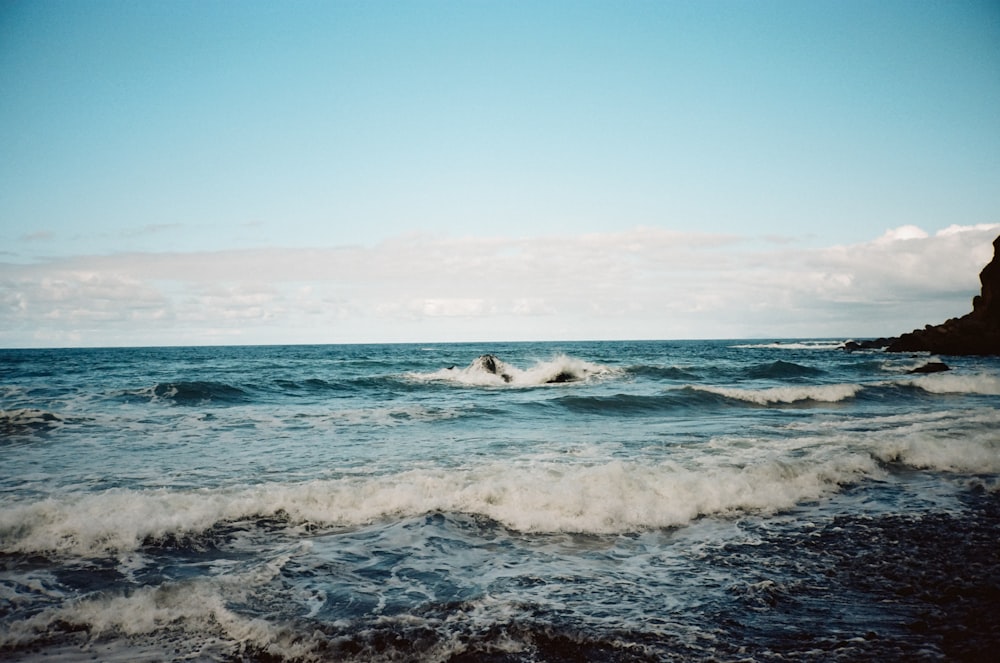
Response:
[842, 337, 894, 352]
[887, 235, 1000, 355]
[471, 354, 514, 382]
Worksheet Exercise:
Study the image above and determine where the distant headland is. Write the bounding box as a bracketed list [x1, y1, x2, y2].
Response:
[844, 234, 1000, 356]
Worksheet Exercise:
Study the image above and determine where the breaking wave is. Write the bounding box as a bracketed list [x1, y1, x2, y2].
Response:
[0, 461, 866, 556]
[692, 383, 863, 405]
[407, 354, 618, 387]
[0, 562, 314, 660]
[730, 341, 845, 351]
[691, 372, 1000, 406]
[903, 371, 1000, 396]
[5, 432, 997, 559]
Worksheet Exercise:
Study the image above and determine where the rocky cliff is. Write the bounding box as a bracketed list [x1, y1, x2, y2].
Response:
[886, 234, 1000, 355]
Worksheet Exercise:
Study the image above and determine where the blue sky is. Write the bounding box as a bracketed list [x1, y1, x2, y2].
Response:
[1, 1, 998, 346]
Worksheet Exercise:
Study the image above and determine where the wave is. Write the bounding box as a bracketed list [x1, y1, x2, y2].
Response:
[553, 392, 702, 414]
[407, 354, 618, 387]
[294, 404, 473, 426]
[743, 360, 825, 379]
[626, 365, 700, 380]
[0, 568, 641, 662]
[878, 356, 946, 374]
[273, 377, 338, 392]
[552, 386, 765, 414]
[730, 341, 845, 351]
[549, 372, 997, 414]
[0, 408, 63, 437]
[875, 433, 1000, 474]
[121, 381, 252, 405]
[0, 462, 845, 556]
[0, 563, 315, 660]
[11, 433, 994, 558]
[902, 372, 1000, 396]
[692, 372, 1000, 408]
[691, 383, 863, 405]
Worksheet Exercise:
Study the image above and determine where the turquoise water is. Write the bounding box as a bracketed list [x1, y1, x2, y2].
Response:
[2, 340, 998, 661]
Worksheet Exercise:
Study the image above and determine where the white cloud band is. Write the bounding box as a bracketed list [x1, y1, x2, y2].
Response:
[1, 224, 997, 346]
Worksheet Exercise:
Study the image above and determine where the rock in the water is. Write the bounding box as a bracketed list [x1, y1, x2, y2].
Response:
[842, 338, 893, 352]
[887, 235, 1000, 356]
[472, 354, 513, 382]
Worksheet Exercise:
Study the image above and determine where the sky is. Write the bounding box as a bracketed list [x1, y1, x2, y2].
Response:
[1, 0, 998, 347]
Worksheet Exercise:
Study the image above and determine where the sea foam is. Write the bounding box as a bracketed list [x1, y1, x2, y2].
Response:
[730, 341, 845, 351]
[0, 408, 64, 436]
[408, 354, 618, 387]
[0, 560, 315, 661]
[691, 383, 863, 405]
[28, 401, 1000, 561]
[905, 372, 1000, 396]
[1, 453, 885, 557]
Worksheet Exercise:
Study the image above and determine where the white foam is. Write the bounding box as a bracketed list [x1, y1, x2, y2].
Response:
[878, 356, 943, 374]
[0, 385, 27, 399]
[306, 405, 463, 426]
[5, 390, 997, 558]
[692, 383, 863, 404]
[407, 354, 618, 387]
[781, 407, 1000, 474]
[0, 568, 65, 608]
[0, 408, 63, 429]
[783, 407, 971, 432]
[729, 341, 845, 351]
[903, 372, 1000, 396]
[0, 452, 886, 556]
[869, 408, 1000, 472]
[875, 435, 1000, 473]
[0, 560, 318, 660]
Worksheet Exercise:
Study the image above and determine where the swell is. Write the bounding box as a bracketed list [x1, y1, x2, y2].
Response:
[552, 389, 731, 414]
[114, 375, 400, 405]
[113, 381, 253, 406]
[625, 365, 701, 380]
[743, 360, 826, 379]
[553, 383, 864, 414]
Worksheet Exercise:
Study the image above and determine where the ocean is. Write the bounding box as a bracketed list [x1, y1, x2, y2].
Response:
[1, 340, 998, 662]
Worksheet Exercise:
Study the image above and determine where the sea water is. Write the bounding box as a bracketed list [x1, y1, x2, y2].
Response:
[1, 340, 998, 661]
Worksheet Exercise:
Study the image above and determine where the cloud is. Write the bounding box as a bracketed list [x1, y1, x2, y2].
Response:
[0, 224, 997, 347]
[874, 225, 929, 243]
